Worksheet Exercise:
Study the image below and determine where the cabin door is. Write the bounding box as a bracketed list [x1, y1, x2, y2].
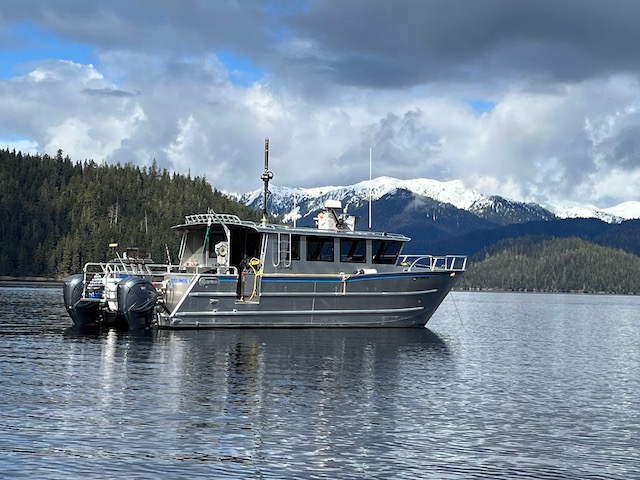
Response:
[232, 230, 262, 302]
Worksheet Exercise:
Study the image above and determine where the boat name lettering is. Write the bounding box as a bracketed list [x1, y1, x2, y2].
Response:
[170, 278, 190, 284]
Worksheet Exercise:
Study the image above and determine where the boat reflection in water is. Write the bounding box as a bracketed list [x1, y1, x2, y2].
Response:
[56, 326, 454, 472]
[155, 328, 451, 454]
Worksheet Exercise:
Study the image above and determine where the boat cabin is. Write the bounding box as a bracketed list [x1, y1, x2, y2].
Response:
[172, 204, 409, 277]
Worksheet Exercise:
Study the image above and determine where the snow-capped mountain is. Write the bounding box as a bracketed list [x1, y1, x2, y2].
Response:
[230, 176, 640, 226]
[226, 176, 640, 255]
[235, 176, 486, 220]
[552, 201, 640, 223]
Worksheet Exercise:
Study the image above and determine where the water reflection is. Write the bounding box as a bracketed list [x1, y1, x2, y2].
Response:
[7, 287, 639, 478]
[146, 328, 452, 476]
[149, 328, 450, 408]
[51, 327, 452, 476]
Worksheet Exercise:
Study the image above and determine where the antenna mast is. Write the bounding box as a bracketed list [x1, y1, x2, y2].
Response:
[261, 137, 273, 224]
[368, 147, 372, 230]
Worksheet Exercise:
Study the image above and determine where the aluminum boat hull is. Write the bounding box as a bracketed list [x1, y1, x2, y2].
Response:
[156, 271, 460, 328]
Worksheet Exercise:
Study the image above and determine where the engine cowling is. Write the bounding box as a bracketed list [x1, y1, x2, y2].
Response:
[117, 277, 158, 330]
[63, 274, 101, 327]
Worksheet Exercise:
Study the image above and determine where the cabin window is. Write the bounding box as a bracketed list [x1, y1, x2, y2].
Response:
[307, 236, 335, 262]
[291, 235, 300, 260]
[372, 240, 402, 265]
[340, 239, 366, 263]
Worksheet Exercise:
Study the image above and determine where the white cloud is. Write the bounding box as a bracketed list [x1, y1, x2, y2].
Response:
[164, 115, 208, 173]
[2, 2, 640, 207]
[0, 137, 39, 154]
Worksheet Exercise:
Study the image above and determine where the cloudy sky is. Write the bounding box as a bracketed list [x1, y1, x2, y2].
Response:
[1, 0, 640, 207]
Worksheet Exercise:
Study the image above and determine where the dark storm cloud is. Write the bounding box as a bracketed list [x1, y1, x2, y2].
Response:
[0, 0, 274, 56]
[287, 0, 640, 88]
[83, 87, 137, 97]
[612, 125, 640, 169]
[371, 109, 443, 173]
[4, 0, 640, 89]
[2, 0, 640, 206]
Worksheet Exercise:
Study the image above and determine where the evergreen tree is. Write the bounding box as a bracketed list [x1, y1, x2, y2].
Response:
[0, 148, 260, 278]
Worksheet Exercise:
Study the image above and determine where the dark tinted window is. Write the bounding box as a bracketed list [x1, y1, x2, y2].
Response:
[340, 239, 366, 263]
[307, 237, 335, 262]
[372, 240, 402, 264]
[291, 235, 300, 260]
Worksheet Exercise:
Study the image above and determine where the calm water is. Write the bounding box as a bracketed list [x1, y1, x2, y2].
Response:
[0, 285, 639, 479]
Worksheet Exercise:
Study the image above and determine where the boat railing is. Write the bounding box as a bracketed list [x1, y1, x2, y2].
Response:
[399, 254, 467, 272]
[185, 213, 243, 225]
[81, 261, 239, 299]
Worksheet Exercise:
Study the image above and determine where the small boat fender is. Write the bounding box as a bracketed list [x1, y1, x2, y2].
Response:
[355, 268, 377, 275]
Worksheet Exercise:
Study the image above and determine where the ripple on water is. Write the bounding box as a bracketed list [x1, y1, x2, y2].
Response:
[0, 288, 639, 478]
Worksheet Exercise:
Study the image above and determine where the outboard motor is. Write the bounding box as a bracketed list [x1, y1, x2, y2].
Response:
[117, 277, 158, 330]
[63, 274, 101, 326]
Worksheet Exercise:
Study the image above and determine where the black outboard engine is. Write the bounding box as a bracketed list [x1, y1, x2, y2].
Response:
[117, 277, 158, 330]
[63, 274, 100, 326]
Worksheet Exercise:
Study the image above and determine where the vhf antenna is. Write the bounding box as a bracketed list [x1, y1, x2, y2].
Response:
[261, 137, 273, 225]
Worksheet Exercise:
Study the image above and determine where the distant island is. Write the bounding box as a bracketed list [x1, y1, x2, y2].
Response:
[457, 236, 640, 295]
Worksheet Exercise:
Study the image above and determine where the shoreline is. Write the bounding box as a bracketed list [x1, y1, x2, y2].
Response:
[0, 276, 62, 287]
[455, 287, 638, 296]
[2, 279, 637, 295]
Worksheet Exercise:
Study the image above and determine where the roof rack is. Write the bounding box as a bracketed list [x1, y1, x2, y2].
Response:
[184, 213, 243, 225]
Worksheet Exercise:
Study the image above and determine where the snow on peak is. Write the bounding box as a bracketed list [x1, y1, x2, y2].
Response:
[228, 176, 640, 225]
[235, 176, 487, 211]
[552, 200, 640, 223]
[356, 176, 486, 210]
[602, 201, 640, 220]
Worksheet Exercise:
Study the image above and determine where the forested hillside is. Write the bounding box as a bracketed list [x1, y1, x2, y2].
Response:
[457, 236, 640, 294]
[4, 148, 640, 293]
[0, 149, 260, 278]
[426, 217, 640, 257]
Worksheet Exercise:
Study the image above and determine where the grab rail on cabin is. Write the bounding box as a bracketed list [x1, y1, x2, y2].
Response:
[272, 232, 293, 268]
[398, 254, 467, 272]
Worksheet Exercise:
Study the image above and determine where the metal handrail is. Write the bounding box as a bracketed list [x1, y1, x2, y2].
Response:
[83, 261, 238, 275]
[184, 213, 242, 225]
[398, 254, 467, 272]
[80, 261, 239, 299]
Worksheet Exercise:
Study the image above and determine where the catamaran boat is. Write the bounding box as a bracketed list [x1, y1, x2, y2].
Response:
[63, 140, 466, 329]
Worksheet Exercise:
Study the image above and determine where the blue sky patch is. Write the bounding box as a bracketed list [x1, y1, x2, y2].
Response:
[217, 50, 264, 86]
[465, 98, 496, 115]
[0, 22, 97, 78]
[0, 133, 39, 153]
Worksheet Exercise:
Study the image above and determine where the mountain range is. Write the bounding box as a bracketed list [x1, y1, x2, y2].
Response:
[228, 176, 640, 256]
